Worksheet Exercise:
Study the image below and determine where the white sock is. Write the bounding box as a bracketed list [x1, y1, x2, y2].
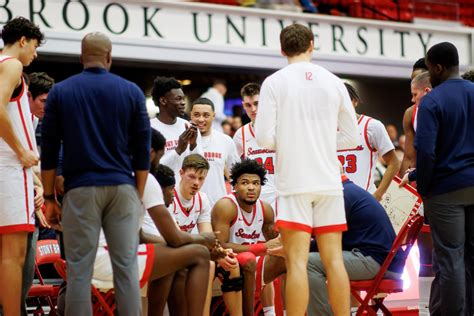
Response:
[283, 310, 287, 316]
[263, 306, 276, 316]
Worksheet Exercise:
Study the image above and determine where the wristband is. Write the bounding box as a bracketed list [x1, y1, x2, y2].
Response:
[247, 243, 267, 256]
[43, 194, 55, 201]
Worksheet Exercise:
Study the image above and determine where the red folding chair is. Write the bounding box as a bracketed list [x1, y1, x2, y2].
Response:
[54, 259, 116, 316]
[28, 239, 62, 315]
[350, 214, 424, 316]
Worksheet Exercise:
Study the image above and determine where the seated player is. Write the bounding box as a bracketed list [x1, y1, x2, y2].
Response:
[307, 175, 404, 316]
[167, 153, 240, 316]
[212, 159, 286, 316]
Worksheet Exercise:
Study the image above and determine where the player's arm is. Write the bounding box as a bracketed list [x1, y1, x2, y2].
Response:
[226, 137, 241, 170]
[262, 201, 278, 241]
[148, 204, 215, 249]
[0, 60, 38, 167]
[233, 129, 244, 158]
[336, 82, 359, 150]
[139, 228, 166, 245]
[254, 80, 276, 150]
[400, 107, 416, 175]
[371, 120, 400, 201]
[211, 199, 266, 256]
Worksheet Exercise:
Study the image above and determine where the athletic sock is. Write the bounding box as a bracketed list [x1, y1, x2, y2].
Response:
[263, 306, 276, 316]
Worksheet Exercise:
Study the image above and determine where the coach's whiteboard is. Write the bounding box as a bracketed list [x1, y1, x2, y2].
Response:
[380, 177, 422, 234]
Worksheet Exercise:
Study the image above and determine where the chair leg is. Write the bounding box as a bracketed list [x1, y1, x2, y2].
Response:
[373, 298, 392, 316]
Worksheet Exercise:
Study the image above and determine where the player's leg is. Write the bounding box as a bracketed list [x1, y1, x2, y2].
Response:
[149, 243, 211, 316]
[221, 265, 243, 316]
[261, 255, 286, 316]
[279, 228, 311, 316]
[313, 194, 350, 316]
[203, 261, 216, 316]
[261, 283, 275, 315]
[168, 269, 187, 316]
[147, 272, 175, 316]
[238, 252, 257, 316]
[1, 232, 28, 315]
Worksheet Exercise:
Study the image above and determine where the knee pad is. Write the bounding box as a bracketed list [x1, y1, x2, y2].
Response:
[216, 266, 244, 292]
[237, 252, 256, 266]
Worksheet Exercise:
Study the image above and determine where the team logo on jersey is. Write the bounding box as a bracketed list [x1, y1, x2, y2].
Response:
[235, 228, 261, 240]
[204, 152, 222, 161]
[166, 140, 179, 150]
[179, 222, 197, 232]
[247, 147, 275, 156]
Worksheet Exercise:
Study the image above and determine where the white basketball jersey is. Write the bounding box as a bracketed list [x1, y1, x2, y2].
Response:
[234, 123, 276, 205]
[225, 193, 265, 245]
[338, 115, 378, 193]
[0, 56, 38, 166]
[412, 105, 418, 132]
[169, 189, 207, 233]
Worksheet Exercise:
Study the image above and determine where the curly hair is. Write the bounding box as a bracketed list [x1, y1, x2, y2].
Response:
[1, 17, 44, 46]
[151, 76, 182, 107]
[230, 159, 267, 187]
[153, 164, 175, 188]
[462, 70, 474, 82]
[28, 72, 54, 99]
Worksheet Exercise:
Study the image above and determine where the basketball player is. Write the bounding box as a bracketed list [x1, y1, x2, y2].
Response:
[338, 83, 400, 201]
[255, 24, 359, 316]
[190, 98, 240, 206]
[0, 17, 42, 315]
[150, 76, 203, 180]
[27, 72, 54, 130]
[212, 159, 285, 316]
[400, 71, 432, 177]
[234, 83, 276, 207]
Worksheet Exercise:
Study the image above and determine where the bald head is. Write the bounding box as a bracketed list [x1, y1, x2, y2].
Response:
[81, 32, 112, 70]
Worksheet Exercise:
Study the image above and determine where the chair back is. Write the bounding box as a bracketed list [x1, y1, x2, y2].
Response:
[36, 239, 61, 265]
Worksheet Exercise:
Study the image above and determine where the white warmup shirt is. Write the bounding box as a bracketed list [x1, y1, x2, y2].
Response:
[141, 174, 166, 237]
[168, 188, 211, 233]
[255, 61, 359, 196]
[200, 129, 240, 206]
[337, 115, 394, 193]
[150, 117, 203, 181]
[234, 123, 276, 206]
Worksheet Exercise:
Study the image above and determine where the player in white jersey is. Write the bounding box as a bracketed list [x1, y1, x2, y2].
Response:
[190, 97, 240, 206]
[400, 70, 432, 176]
[212, 160, 286, 316]
[255, 24, 359, 316]
[234, 83, 276, 207]
[150, 76, 203, 181]
[0, 17, 43, 315]
[338, 83, 400, 201]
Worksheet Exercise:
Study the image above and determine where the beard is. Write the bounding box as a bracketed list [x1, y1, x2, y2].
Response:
[240, 197, 257, 206]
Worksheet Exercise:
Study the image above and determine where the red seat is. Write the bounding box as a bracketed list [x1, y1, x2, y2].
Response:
[28, 239, 62, 315]
[350, 214, 424, 316]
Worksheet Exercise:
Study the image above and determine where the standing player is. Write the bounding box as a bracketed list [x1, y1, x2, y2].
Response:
[255, 24, 359, 316]
[234, 83, 276, 207]
[150, 76, 203, 180]
[212, 159, 285, 316]
[338, 83, 400, 201]
[0, 17, 42, 315]
[190, 97, 240, 206]
[400, 71, 432, 176]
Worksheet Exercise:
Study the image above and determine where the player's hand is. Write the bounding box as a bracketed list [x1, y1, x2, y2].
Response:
[176, 126, 192, 155]
[217, 250, 238, 271]
[399, 168, 415, 188]
[44, 199, 62, 230]
[35, 209, 51, 228]
[34, 185, 44, 210]
[200, 231, 218, 249]
[265, 236, 282, 251]
[17, 149, 39, 168]
[188, 123, 198, 150]
[267, 245, 285, 257]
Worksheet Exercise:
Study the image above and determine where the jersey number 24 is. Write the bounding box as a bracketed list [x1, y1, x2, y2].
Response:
[255, 157, 275, 174]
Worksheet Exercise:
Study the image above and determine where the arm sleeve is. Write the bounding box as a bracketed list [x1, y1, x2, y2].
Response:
[131, 87, 151, 171]
[40, 87, 62, 170]
[336, 83, 360, 150]
[233, 128, 244, 158]
[197, 193, 211, 224]
[368, 119, 395, 157]
[56, 144, 64, 176]
[142, 176, 165, 209]
[414, 96, 439, 196]
[255, 79, 277, 150]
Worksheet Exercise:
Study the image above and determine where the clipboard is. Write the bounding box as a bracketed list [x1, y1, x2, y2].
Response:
[380, 176, 422, 234]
